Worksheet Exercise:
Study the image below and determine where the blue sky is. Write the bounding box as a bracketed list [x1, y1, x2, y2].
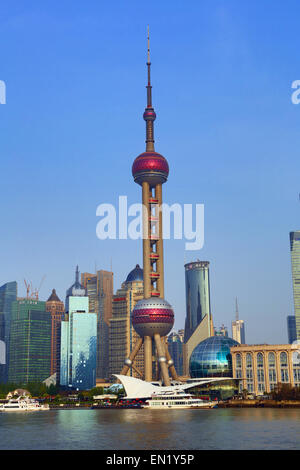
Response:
[0, 0, 300, 344]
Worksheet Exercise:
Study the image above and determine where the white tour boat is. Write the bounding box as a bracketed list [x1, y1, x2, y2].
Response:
[142, 390, 217, 409]
[0, 396, 50, 412]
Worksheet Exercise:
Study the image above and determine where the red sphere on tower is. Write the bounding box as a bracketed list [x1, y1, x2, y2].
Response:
[132, 297, 174, 337]
[132, 151, 169, 186]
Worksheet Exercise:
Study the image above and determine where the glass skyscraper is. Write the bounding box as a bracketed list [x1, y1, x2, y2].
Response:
[287, 315, 297, 344]
[0, 281, 17, 382]
[167, 331, 183, 376]
[290, 231, 300, 339]
[60, 296, 97, 390]
[81, 270, 113, 380]
[184, 261, 212, 342]
[8, 299, 51, 384]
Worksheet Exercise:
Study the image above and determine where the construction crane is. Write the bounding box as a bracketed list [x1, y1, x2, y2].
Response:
[24, 275, 46, 300]
[24, 279, 31, 299]
[32, 275, 46, 300]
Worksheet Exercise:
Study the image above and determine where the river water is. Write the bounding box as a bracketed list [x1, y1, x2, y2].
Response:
[0, 408, 299, 450]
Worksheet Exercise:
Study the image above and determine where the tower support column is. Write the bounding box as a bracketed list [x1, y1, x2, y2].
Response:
[155, 184, 164, 298]
[142, 181, 151, 299]
[144, 335, 152, 381]
[154, 333, 170, 386]
[120, 337, 143, 376]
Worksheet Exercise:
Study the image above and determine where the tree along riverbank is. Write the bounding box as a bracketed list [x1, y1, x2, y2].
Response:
[218, 399, 300, 408]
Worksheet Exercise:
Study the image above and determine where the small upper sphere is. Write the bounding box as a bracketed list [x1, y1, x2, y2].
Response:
[132, 297, 174, 337]
[143, 108, 156, 121]
[132, 152, 169, 186]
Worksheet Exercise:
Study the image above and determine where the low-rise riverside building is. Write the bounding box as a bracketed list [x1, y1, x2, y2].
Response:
[231, 343, 300, 395]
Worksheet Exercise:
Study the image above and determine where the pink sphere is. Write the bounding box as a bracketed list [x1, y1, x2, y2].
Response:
[132, 152, 169, 186]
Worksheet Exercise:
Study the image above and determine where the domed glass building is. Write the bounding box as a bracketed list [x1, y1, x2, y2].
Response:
[190, 336, 239, 378]
[125, 264, 143, 284]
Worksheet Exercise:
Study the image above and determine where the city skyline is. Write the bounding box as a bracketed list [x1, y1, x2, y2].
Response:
[1, 1, 300, 345]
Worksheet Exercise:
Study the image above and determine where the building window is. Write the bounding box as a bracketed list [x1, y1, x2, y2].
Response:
[293, 368, 300, 384]
[256, 353, 265, 393]
[235, 353, 242, 379]
[280, 352, 289, 383]
[268, 352, 277, 386]
[246, 353, 253, 392]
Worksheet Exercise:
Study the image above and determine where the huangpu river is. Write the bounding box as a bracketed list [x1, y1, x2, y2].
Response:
[0, 408, 299, 450]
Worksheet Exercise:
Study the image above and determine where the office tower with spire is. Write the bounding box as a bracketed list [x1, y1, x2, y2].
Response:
[231, 298, 245, 344]
[290, 231, 300, 340]
[120, 29, 177, 386]
[81, 270, 113, 380]
[59, 267, 97, 390]
[46, 289, 65, 376]
[0, 281, 17, 383]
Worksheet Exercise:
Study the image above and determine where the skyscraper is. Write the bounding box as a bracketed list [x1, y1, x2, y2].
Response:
[109, 265, 144, 379]
[65, 265, 87, 312]
[60, 267, 97, 390]
[60, 296, 97, 390]
[290, 231, 300, 339]
[231, 298, 245, 344]
[184, 261, 212, 343]
[120, 30, 177, 386]
[0, 281, 17, 383]
[167, 331, 183, 376]
[8, 299, 51, 384]
[46, 289, 65, 376]
[287, 315, 297, 344]
[81, 270, 113, 380]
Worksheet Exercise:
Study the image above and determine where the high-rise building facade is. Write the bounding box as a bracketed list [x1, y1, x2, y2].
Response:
[231, 298, 245, 344]
[60, 296, 97, 390]
[109, 265, 145, 380]
[167, 331, 183, 376]
[60, 267, 97, 390]
[232, 320, 245, 344]
[46, 289, 65, 376]
[0, 281, 17, 383]
[287, 315, 297, 344]
[290, 231, 300, 339]
[184, 261, 212, 343]
[81, 270, 113, 380]
[8, 299, 51, 384]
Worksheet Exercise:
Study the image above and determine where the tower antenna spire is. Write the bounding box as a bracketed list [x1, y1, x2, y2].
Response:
[144, 25, 156, 151]
[147, 25, 150, 67]
[235, 297, 239, 322]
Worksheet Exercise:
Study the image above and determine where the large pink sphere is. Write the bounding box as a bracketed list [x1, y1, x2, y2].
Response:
[132, 152, 169, 186]
[132, 297, 174, 337]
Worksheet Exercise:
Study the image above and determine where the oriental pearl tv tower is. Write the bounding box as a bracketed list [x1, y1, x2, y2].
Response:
[121, 28, 178, 386]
